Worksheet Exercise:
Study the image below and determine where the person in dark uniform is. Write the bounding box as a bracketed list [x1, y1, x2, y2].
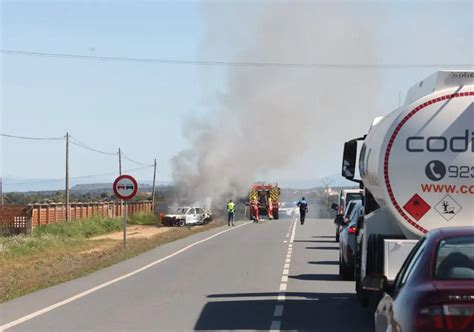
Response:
[297, 197, 308, 225]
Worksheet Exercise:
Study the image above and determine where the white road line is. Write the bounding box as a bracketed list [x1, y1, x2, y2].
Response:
[273, 305, 284, 317]
[270, 218, 296, 332]
[270, 320, 281, 331]
[290, 218, 297, 243]
[0, 221, 251, 332]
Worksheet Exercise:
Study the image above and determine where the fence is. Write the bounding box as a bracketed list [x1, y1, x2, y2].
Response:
[0, 205, 33, 235]
[30, 201, 153, 227]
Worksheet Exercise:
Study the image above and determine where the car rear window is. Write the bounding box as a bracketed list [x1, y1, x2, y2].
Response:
[435, 236, 474, 280]
[346, 193, 363, 205]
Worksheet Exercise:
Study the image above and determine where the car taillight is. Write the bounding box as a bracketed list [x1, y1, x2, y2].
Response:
[348, 226, 357, 234]
[416, 304, 474, 331]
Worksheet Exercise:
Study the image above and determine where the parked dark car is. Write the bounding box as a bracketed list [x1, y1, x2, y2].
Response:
[363, 227, 474, 332]
[339, 200, 364, 280]
[334, 199, 361, 242]
[332, 189, 363, 242]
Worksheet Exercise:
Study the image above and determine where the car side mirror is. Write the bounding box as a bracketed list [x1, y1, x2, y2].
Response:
[342, 140, 358, 180]
[362, 275, 388, 292]
[331, 203, 338, 211]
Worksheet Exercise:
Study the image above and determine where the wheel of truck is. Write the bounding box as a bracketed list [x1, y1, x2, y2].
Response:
[273, 208, 279, 220]
[179, 219, 185, 227]
[356, 280, 369, 307]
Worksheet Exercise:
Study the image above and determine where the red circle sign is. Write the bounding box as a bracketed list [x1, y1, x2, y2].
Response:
[113, 175, 139, 200]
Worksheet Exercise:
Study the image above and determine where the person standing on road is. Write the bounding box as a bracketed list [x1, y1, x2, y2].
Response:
[297, 197, 308, 225]
[227, 199, 236, 226]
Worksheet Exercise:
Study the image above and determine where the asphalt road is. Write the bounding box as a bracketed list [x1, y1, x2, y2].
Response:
[1, 218, 373, 331]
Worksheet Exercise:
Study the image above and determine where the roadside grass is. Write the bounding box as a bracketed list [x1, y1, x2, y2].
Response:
[33, 216, 123, 239]
[128, 212, 160, 226]
[0, 219, 225, 302]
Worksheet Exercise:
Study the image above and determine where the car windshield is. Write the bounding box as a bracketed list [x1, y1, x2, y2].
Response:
[435, 236, 474, 280]
[174, 208, 189, 215]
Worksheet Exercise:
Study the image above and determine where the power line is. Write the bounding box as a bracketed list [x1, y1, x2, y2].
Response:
[2, 49, 472, 69]
[121, 152, 153, 167]
[69, 136, 118, 156]
[3, 165, 153, 186]
[0, 133, 64, 141]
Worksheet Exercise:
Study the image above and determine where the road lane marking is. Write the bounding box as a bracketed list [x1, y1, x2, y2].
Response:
[277, 293, 285, 301]
[290, 218, 297, 243]
[0, 221, 251, 331]
[270, 218, 296, 332]
[273, 305, 284, 317]
[270, 320, 281, 331]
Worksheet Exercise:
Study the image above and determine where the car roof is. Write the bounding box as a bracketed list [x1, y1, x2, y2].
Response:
[428, 227, 474, 239]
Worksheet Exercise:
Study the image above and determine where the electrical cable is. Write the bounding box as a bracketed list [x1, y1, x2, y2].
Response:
[2, 49, 472, 69]
[0, 133, 65, 141]
[69, 136, 118, 156]
[2, 165, 153, 186]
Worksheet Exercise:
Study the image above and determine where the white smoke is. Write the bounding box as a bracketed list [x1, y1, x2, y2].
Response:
[171, 3, 381, 206]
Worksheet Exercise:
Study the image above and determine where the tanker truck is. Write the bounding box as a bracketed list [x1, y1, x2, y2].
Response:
[339, 70, 473, 310]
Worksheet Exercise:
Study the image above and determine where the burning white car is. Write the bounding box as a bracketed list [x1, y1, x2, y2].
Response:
[161, 207, 212, 227]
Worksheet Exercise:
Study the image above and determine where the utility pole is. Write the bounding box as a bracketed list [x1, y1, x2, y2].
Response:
[118, 148, 122, 175]
[151, 158, 157, 210]
[0, 177, 4, 205]
[118, 148, 123, 219]
[65, 132, 70, 222]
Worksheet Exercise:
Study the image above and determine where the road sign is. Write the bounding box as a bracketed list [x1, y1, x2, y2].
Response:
[113, 175, 138, 201]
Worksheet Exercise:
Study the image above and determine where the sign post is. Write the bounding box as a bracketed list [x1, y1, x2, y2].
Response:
[113, 175, 139, 249]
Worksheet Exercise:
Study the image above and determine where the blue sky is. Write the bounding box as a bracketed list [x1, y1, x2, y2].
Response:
[1, 0, 472, 191]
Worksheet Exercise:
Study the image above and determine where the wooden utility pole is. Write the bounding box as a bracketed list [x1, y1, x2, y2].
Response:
[118, 148, 122, 175]
[151, 158, 157, 210]
[118, 148, 123, 218]
[65, 132, 70, 222]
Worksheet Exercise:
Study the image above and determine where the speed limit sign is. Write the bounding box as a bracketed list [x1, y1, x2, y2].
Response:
[113, 175, 138, 201]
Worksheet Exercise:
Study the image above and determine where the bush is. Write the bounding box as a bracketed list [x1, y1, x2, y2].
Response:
[128, 212, 160, 226]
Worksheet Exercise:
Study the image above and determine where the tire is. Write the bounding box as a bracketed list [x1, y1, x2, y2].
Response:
[273, 208, 279, 220]
[178, 219, 185, 227]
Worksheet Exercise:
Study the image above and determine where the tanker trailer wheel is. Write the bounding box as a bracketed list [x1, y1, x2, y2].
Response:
[355, 235, 368, 307]
[366, 234, 385, 314]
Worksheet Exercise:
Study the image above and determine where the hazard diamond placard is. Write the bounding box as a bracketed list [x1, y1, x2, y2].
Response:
[403, 194, 431, 221]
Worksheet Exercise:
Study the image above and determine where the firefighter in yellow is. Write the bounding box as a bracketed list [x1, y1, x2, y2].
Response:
[227, 199, 236, 226]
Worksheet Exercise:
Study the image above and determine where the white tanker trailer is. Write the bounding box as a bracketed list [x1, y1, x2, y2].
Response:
[340, 70, 473, 309]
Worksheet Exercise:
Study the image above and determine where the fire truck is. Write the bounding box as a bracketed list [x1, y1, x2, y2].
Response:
[248, 183, 280, 220]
